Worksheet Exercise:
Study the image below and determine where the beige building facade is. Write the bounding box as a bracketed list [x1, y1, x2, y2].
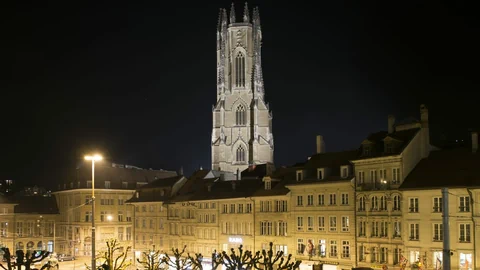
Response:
[53, 162, 176, 256]
[0, 194, 58, 259]
[352, 105, 432, 270]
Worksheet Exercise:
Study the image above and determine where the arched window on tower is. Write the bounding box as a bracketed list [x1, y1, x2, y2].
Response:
[235, 51, 245, 87]
[236, 104, 246, 126]
[236, 145, 246, 163]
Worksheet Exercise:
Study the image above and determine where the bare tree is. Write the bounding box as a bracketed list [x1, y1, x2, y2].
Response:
[221, 245, 259, 270]
[136, 249, 163, 270]
[0, 247, 14, 270]
[212, 243, 301, 270]
[254, 242, 301, 270]
[160, 246, 203, 270]
[1, 249, 51, 270]
[86, 239, 132, 270]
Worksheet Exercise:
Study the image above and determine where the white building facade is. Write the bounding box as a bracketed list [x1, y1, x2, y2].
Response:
[211, 3, 274, 173]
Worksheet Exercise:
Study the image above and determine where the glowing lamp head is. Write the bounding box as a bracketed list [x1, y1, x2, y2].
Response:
[106, 215, 113, 221]
[85, 154, 103, 161]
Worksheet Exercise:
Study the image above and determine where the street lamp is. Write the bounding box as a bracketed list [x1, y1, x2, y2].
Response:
[85, 154, 102, 270]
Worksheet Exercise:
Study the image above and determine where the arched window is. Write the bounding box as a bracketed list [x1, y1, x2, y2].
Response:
[235, 51, 245, 87]
[236, 145, 246, 162]
[236, 104, 246, 126]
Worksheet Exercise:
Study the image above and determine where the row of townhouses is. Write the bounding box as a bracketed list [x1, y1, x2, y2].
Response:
[2, 105, 478, 270]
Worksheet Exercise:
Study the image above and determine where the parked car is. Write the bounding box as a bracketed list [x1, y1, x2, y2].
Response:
[58, 254, 75, 261]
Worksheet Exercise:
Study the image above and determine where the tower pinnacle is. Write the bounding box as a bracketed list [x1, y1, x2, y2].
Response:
[229, 2, 236, 24]
[243, 2, 250, 23]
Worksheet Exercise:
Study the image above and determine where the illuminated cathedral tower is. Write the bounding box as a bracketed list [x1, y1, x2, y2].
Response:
[211, 3, 274, 173]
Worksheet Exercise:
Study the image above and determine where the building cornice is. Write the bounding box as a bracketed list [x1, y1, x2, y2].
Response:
[351, 155, 402, 165]
[52, 189, 135, 194]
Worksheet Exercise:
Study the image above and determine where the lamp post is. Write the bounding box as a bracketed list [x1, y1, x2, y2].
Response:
[85, 154, 102, 270]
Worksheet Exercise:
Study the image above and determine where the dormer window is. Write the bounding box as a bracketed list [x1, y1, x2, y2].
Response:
[385, 143, 394, 153]
[341, 166, 349, 178]
[317, 168, 325, 180]
[160, 189, 165, 196]
[363, 145, 371, 156]
[264, 178, 272, 190]
[296, 170, 304, 181]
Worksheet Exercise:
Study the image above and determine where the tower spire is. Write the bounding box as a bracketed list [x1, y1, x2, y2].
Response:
[217, 8, 228, 94]
[252, 7, 264, 97]
[243, 2, 250, 23]
[229, 2, 236, 24]
[216, 9, 222, 51]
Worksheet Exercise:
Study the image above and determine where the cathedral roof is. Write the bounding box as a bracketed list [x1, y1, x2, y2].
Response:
[400, 147, 480, 190]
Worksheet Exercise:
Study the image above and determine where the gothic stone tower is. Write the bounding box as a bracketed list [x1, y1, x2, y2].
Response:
[211, 3, 274, 173]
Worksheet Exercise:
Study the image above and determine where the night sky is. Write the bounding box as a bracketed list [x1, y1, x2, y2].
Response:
[2, 1, 479, 189]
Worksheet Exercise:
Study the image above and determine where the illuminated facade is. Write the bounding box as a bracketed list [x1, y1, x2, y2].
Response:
[352, 105, 432, 269]
[53, 162, 176, 256]
[0, 194, 58, 256]
[211, 3, 274, 173]
[399, 137, 480, 270]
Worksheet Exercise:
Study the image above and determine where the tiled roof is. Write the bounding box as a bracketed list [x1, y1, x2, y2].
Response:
[136, 176, 184, 189]
[354, 128, 420, 159]
[400, 148, 480, 190]
[187, 178, 263, 201]
[0, 194, 15, 204]
[14, 196, 59, 214]
[58, 163, 177, 191]
[241, 164, 269, 179]
[252, 178, 290, 197]
[126, 176, 186, 203]
[304, 150, 359, 169]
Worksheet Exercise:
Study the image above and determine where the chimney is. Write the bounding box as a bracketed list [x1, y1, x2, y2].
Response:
[316, 135, 326, 154]
[420, 104, 429, 128]
[236, 168, 240, 180]
[472, 132, 478, 153]
[178, 166, 184, 176]
[388, 115, 395, 134]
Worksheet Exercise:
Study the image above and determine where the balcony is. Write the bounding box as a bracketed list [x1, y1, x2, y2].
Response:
[356, 182, 392, 191]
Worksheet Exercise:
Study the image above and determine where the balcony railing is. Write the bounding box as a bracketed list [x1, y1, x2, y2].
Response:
[356, 182, 392, 191]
